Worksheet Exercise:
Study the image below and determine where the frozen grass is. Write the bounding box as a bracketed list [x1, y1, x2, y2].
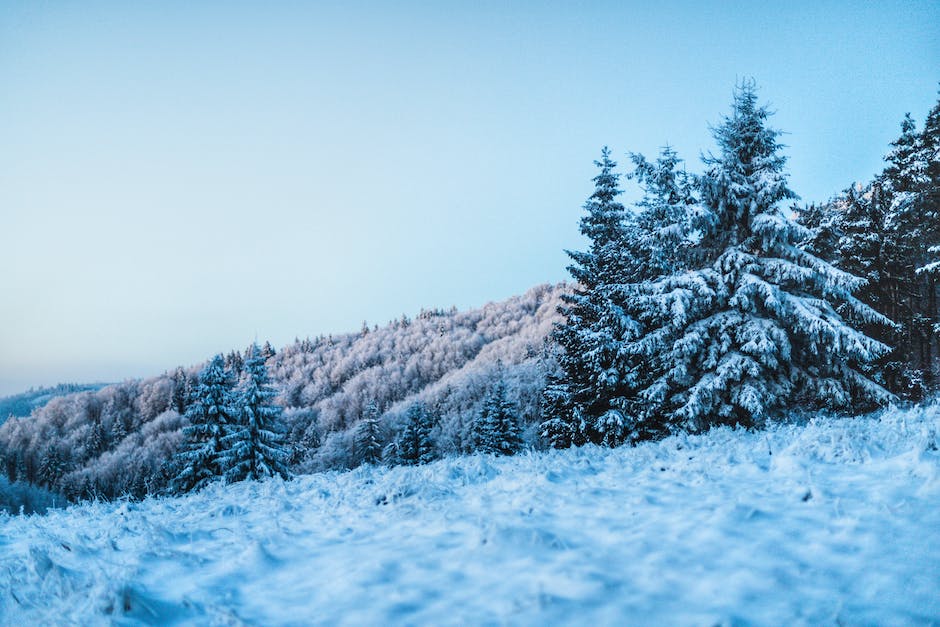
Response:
[1, 404, 938, 625]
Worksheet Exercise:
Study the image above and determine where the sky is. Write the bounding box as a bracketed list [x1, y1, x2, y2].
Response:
[1, 1, 938, 395]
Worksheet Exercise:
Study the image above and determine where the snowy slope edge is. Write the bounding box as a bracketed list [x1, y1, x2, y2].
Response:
[0, 403, 938, 625]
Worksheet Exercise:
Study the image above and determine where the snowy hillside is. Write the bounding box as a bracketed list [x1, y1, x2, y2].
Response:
[2, 404, 938, 625]
[0, 284, 564, 500]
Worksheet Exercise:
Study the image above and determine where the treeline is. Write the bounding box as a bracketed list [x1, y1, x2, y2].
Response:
[0, 285, 562, 501]
[799, 104, 940, 397]
[542, 82, 938, 448]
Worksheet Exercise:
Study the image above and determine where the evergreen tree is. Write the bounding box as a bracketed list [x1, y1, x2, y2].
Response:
[171, 367, 191, 415]
[904, 95, 940, 385]
[88, 418, 105, 457]
[543, 148, 639, 447]
[619, 146, 702, 439]
[396, 402, 436, 465]
[798, 184, 908, 392]
[219, 344, 291, 483]
[539, 372, 579, 448]
[170, 355, 234, 494]
[37, 445, 62, 490]
[803, 93, 940, 396]
[628, 146, 698, 279]
[881, 113, 935, 394]
[111, 415, 127, 443]
[225, 350, 244, 376]
[797, 201, 841, 262]
[261, 341, 277, 360]
[628, 82, 893, 431]
[355, 402, 383, 466]
[472, 379, 522, 455]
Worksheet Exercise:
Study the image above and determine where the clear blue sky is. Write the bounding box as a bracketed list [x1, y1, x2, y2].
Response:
[1, 1, 938, 395]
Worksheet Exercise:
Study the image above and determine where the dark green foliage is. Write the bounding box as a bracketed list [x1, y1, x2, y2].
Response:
[472, 379, 522, 456]
[355, 402, 383, 466]
[799, 90, 940, 397]
[396, 402, 437, 465]
[170, 355, 234, 494]
[543, 148, 639, 447]
[219, 344, 291, 483]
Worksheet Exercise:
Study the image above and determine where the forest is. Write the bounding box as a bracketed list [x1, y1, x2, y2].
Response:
[1, 83, 937, 508]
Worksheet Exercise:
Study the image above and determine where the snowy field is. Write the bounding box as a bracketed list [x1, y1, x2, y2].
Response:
[1, 405, 938, 626]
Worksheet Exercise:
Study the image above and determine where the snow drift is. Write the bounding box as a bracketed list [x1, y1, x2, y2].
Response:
[1, 404, 938, 624]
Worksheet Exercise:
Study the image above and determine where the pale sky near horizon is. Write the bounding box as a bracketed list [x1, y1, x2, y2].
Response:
[1, 1, 938, 395]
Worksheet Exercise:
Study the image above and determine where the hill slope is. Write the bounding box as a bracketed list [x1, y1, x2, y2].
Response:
[0, 284, 565, 499]
[1, 404, 937, 624]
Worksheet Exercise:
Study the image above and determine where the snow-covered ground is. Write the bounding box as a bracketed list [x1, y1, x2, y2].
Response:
[1, 405, 938, 625]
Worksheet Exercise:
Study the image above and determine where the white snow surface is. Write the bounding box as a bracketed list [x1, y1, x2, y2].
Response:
[2, 405, 939, 625]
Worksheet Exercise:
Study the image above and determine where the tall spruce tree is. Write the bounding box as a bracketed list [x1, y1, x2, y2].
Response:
[881, 113, 936, 393]
[542, 148, 638, 447]
[620, 146, 701, 438]
[628, 83, 893, 431]
[798, 184, 906, 392]
[893, 96, 940, 387]
[802, 93, 940, 396]
[219, 344, 291, 483]
[170, 355, 234, 494]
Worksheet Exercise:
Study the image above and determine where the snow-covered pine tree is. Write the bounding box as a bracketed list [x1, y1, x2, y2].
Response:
[170, 355, 234, 494]
[225, 350, 244, 376]
[797, 201, 840, 263]
[355, 402, 383, 466]
[88, 418, 105, 457]
[879, 112, 936, 394]
[542, 148, 638, 447]
[619, 146, 702, 439]
[903, 95, 940, 385]
[628, 146, 699, 279]
[539, 371, 578, 448]
[797, 184, 906, 392]
[395, 402, 437, 465]
[261, 341, 276, 360]
[219, 344, 291, 483]
[628, 82, 893, 430]
[171, 366, 191, 415]
[37, 445, 62, 491]
[473, 379, 522, 455]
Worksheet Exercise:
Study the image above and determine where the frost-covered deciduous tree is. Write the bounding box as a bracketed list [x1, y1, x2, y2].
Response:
[629, 82, 893, 430]
[170, 355, 233, 494]
[219, 344, 291, 483]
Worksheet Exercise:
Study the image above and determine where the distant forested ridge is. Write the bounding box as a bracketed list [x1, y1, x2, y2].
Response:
[0, 284, 563, 501]
[0, 383, 108, 423]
